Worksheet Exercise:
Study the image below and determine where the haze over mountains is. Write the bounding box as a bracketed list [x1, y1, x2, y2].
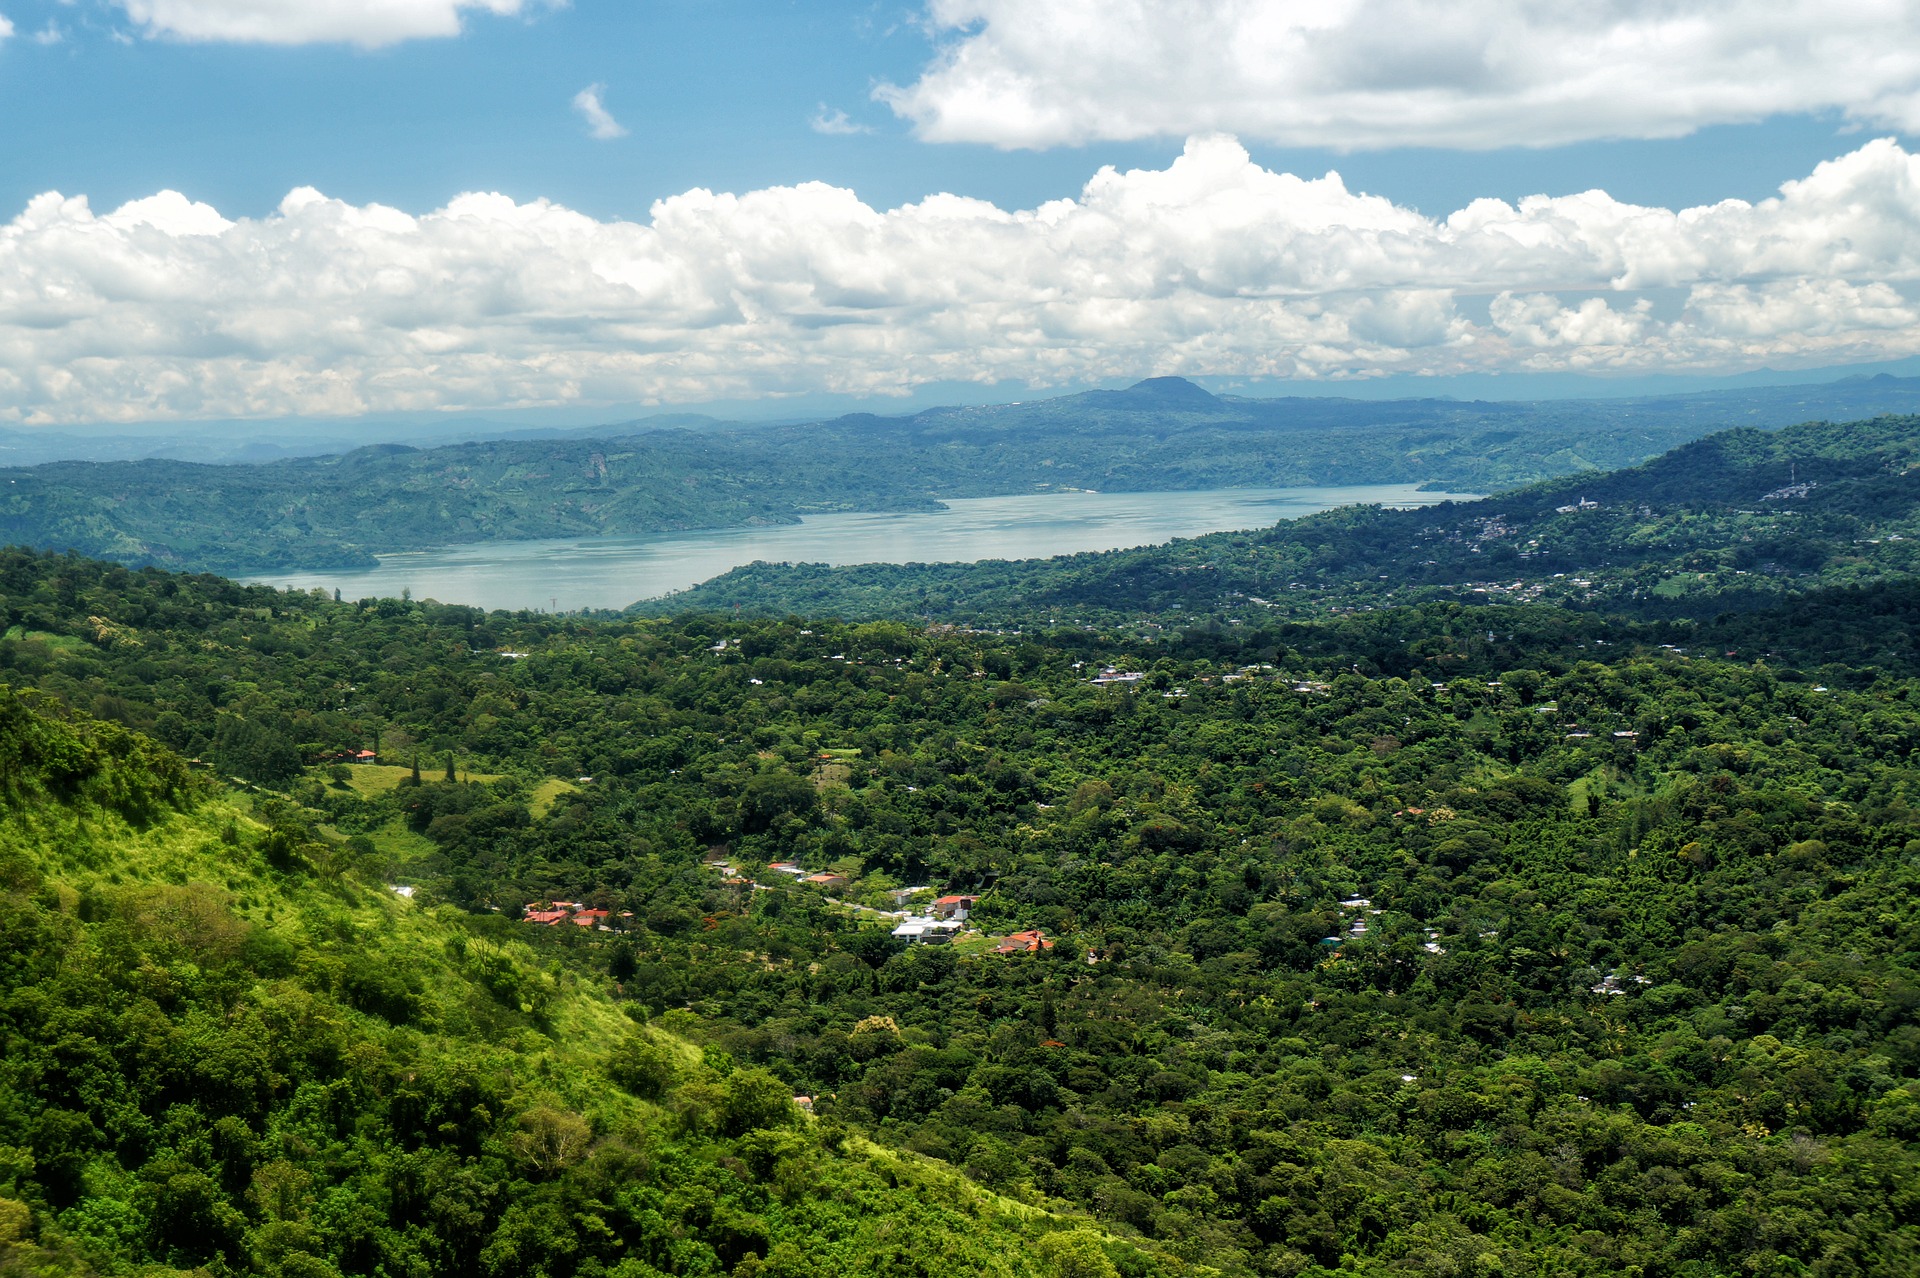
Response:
[10, 373, 1920, 576]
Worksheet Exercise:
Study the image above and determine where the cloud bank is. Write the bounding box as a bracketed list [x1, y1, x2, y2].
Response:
[6, 136, 1920, 424]
[116, 0, 528, 46]
[881, 0, 1920, 150]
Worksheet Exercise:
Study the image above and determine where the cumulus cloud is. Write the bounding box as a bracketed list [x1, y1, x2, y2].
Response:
[572, 84, 627, 140]
[0, 15, 14, 40]
[115, 0, 528, 46]
[6, 137, 1920, 424]
[880, 0, 1920, 150]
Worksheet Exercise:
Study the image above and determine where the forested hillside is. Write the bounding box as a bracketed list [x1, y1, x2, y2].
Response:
[7, 546, 1920, 1274]
[661, 414, 1920, 623]
[12, 376, 1920, 575]
[0, 680, 1161, 1278]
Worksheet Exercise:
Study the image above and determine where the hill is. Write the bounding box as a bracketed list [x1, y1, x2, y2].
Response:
[13, 376, 1920, 574]
[653, 413, 1920, 623]
[0, 685, 1153, 1278]
[8, 547, 1920, 1272]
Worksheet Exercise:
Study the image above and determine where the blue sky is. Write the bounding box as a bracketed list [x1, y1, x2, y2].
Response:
[0, 2, 1883, 222]
[4, 0, 1920, 424]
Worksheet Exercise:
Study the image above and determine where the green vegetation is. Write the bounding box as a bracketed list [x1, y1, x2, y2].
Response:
[15, 377, 1920, 575]
[9, 413, 1920, 1274]
[661, 414, 1920, 624]
[0, 686, 1164, 1278]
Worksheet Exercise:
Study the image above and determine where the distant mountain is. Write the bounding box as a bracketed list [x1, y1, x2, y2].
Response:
[12, 375, 1920, 574]
[650, 413, 1920, 623]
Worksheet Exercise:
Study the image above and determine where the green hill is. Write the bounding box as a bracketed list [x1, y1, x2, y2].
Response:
[654, 414, 1920, 622]
[0, 687, 1155, 1278]
[9, 546, 1920, 1273]
[14, 379, 1920, 576]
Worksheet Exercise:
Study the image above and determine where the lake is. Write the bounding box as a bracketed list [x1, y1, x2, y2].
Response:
[252, 483, 1482, 612]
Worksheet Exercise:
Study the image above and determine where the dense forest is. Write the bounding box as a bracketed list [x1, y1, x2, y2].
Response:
[661, 414, 1920, 625]
[7, 501, 1920, 1275]
[12, 376, 1920, 575]
[0, 653, 1165, 1278]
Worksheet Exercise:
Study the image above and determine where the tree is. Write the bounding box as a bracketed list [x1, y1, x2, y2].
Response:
[1035, 1231, 1119, 1278]
[721, 1068, 797, 1136]
[211, 715, 300, 787]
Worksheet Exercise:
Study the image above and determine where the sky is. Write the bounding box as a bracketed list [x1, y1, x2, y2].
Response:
[5, 0, 1920, 426]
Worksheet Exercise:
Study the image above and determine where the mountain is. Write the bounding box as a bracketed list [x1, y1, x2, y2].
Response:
[14, 376, 1920, 575]
[649, 413, 1920, 622]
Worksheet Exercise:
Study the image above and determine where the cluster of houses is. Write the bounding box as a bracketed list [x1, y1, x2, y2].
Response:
[698, 854, 1053, 956]
[890, 894, 979, 945]
[1320, 896, 1383, 951]
[324, 749, 380, 764]
[522, 901, 630, 929]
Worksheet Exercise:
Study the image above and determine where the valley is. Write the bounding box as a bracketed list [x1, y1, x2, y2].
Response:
[7, 412, 1920, 1274]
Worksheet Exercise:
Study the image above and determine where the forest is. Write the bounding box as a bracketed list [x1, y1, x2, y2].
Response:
[10, 376, 1920, 576]
[6, 476, 1920, 1276]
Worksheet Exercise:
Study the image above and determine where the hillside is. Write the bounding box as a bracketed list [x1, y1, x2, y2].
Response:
[655, 414, 1920, 623]
[0, 686, 1149, 1278]
[7, 548, 1920, 1273]
[12, 377, 1920, 575]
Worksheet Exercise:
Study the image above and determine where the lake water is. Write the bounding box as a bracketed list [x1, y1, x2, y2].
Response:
[253, 483, 1481, 613]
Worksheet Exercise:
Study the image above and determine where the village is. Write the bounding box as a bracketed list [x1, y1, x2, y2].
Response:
[516, 857, 1057, 956]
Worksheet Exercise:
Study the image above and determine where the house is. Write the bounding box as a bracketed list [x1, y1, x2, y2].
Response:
[992, 929, 1054, 954]
[524, 908, 570, 925]
[803, 873, 849, 889]
[891, 917, 962, 944]
[572, 908, 611, 928]
[354, 749, 377, 763]
[767, 862, 807, 876]
[931, 894, 979, 921]
[793, 1096, 816, 1114]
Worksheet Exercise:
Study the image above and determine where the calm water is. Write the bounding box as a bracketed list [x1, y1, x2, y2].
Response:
[253, 484, 1480, 612]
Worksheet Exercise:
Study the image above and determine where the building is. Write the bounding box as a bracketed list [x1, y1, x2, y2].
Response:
[931, 894, 979, 921]
[891, 917, 962, 944]
[803, 872, 849, 889]
[993, 929, 1054, 954]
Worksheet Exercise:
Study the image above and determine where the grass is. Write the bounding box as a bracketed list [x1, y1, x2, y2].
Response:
[529, 777, 580, 818]
[328, 763, 503, 798]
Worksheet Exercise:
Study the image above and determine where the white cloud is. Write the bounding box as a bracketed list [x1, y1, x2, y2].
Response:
[880, 0, 1920, 150]
[811, 105, 872, 136]
[6, 136, 1920, 424]
[572, 83, 627, 140]
[0, 15, 14, 40]
[115, 0, 528, 47]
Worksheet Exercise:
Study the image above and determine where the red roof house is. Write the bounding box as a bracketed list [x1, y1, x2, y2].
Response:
[993, 930, 1054, 954]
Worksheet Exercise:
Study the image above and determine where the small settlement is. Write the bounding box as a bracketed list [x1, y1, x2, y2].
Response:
[521, 901, 629, 929]
[523, 854, 1050, 955]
